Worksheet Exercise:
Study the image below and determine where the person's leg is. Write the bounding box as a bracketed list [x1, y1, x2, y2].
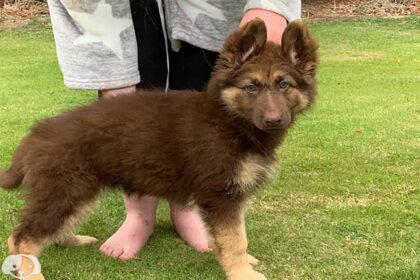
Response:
[99, 0, 167, 260]
[98, 86, 136, 98]
[102, 0, 216, 258]
[134, 0, 214, 252]
[100, 194, 158, 260]
[170, 204, 211, 252]
[167, 43, 218, 252]
[99, 87, 159, 260]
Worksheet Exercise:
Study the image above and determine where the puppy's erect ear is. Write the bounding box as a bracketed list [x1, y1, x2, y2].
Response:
[282, 20, 319, 78]
[220, 18, 267, 68]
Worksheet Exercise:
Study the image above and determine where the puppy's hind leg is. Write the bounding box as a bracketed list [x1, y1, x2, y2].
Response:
[53, 201, 99, 247]
[8, 174, 101, 257]
[59, 235, 98, 247]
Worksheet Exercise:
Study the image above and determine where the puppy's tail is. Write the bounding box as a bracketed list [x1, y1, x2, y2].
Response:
[0, 167, 23, 190]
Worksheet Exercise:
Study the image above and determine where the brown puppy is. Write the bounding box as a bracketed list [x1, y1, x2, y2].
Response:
[0, 19, 318, 280]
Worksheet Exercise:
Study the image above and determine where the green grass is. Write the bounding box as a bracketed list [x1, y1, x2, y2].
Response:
[0, 16, 419, 279]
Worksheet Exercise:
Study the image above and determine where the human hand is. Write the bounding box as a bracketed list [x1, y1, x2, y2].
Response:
[240, 9, 287, 45]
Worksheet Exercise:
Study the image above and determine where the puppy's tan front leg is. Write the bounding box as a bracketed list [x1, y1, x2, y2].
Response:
[209, 208, 266, 280]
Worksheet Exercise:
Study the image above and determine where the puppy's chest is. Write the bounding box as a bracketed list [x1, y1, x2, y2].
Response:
[229, 154, 276, 194]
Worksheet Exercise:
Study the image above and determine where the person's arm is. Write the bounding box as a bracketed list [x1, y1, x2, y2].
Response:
[240, 0, 301, 44]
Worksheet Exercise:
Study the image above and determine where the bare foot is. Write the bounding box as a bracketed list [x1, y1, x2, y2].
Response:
[100, 195, 158, 260]
[170, 203, 212, 252]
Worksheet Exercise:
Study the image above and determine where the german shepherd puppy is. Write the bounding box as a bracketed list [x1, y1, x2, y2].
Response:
[0, 19, 318, 280]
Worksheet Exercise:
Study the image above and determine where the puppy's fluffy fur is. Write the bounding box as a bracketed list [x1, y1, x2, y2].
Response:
[1, 19, 319, 280]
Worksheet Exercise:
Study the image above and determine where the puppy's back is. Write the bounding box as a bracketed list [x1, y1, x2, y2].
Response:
[21, 89, 202, 185]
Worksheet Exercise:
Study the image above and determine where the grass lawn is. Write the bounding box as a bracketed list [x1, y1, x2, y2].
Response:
[0, 16, 419, 280]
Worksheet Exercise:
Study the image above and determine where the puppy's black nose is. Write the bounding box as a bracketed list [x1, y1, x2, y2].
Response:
[263, 111, 282, 126]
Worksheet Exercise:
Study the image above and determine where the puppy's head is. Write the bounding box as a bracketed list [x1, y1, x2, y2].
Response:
[209, 19, 319, 131]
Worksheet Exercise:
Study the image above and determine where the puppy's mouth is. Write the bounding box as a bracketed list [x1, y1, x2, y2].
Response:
[262, 127, 284, 132]
[255, 123, 285, 132]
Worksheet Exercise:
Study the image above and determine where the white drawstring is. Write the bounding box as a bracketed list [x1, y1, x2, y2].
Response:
[156, 0, 170, 92]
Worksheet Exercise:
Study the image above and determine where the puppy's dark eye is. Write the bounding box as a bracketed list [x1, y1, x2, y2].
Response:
[279, 80, 290, 90]
[245, 84, 258, 94]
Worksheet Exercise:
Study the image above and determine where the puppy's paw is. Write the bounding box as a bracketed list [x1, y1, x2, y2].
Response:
[75, 235, 98, 245]
[229, 266, 267, 280]
[61, 235, 98, 247]
[247, 254, 260, 267]
[25, 273, 45, 280]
